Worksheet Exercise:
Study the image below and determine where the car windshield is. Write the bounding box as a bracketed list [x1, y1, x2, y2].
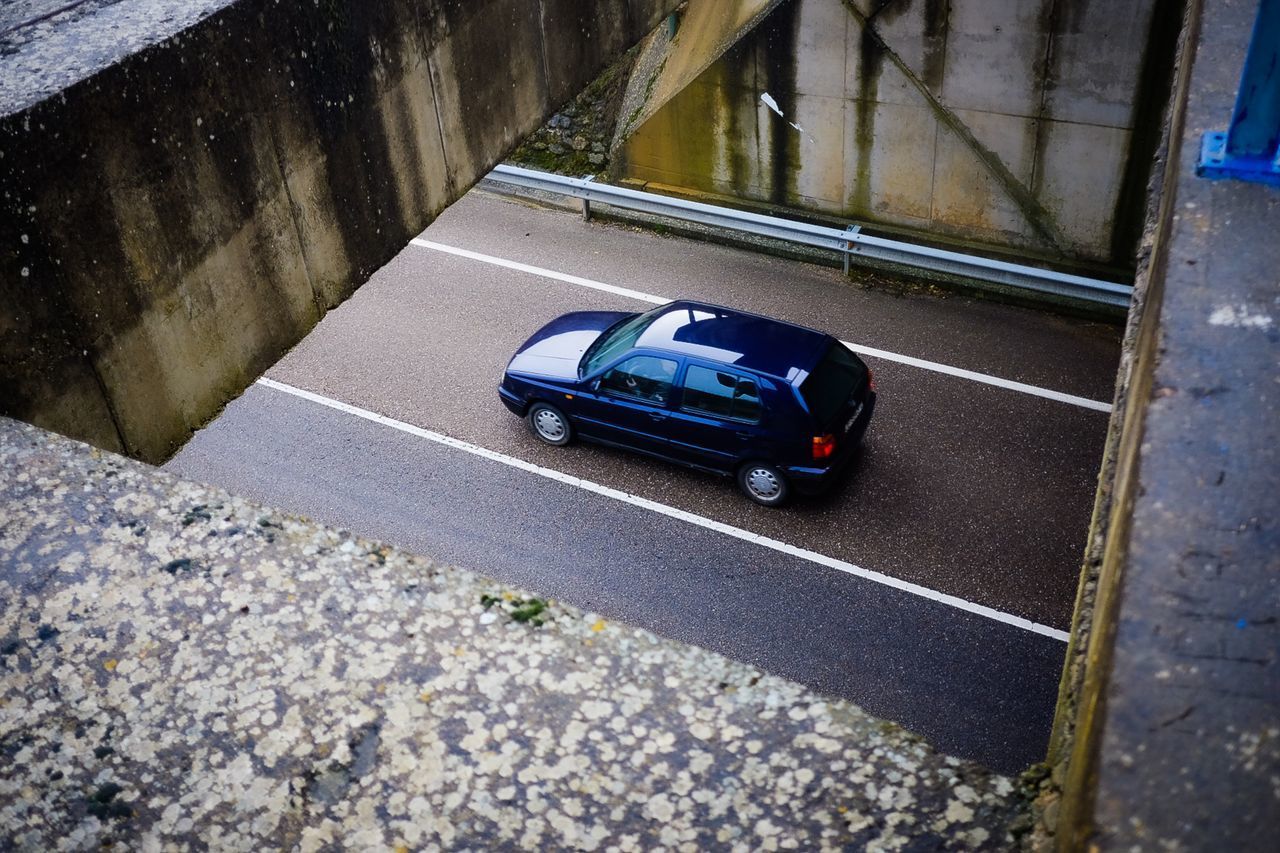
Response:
[800, 342, 868, 426]
[579, 307, 663, 376]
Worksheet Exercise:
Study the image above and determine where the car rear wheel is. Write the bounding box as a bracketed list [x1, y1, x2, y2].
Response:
[737, 462, 789, 507]
[527, 402, 572, 446]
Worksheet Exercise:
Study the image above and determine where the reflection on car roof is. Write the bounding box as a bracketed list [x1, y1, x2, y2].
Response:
[634, 301, 831, 381]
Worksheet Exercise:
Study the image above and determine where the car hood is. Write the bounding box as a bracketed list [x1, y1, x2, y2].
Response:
[507, 311, 635, 380]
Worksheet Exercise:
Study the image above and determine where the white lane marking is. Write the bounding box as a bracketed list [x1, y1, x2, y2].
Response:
[257, 377, 1070, 642]
[410, 238, 1114, 414]
[412, 239, 668, 305]
[841, 343, 1114, 413]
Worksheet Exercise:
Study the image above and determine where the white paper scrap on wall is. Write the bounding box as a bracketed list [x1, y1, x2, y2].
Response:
[760, 92, 815, 143]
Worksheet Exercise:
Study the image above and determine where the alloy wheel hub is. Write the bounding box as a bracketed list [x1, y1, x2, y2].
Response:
[536, 411, 564, 438]
[748, 468, 779, 497]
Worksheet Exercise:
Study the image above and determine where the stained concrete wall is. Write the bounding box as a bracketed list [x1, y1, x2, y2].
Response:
[618, 0, 1179, 270]
[0, 0, 677, 463]
[1045, 0, 1280, 847]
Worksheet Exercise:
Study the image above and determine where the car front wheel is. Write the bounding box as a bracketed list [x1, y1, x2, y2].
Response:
[737, 462, 789, 507]
[527, 402, 572, 446]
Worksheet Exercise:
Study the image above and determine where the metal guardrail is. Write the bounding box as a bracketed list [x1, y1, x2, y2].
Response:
[486, 164, 1133, 308]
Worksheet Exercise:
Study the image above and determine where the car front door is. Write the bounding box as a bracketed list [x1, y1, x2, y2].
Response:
[665, 363, 768, 472]
[574, 354, 680, 456]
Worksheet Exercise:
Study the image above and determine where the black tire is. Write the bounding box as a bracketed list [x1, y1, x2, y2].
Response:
[526, 402, 572, 446]
[737, 461, 789, 507]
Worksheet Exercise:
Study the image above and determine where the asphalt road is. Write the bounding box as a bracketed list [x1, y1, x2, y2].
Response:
[168, 189, 1122, 772]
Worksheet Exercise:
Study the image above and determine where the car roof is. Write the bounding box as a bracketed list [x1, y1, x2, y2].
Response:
[634, 301, 833, 382]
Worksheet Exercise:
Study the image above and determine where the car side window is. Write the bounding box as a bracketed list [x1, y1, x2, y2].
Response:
[682, 365, 762, 422]
[599, 355, 679, 404]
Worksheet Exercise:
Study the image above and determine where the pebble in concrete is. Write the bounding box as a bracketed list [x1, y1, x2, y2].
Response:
[0, 418, 1024, 850]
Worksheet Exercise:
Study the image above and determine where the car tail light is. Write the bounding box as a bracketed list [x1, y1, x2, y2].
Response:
[868, 369, 877, 392]
[812, 433, 837, 461]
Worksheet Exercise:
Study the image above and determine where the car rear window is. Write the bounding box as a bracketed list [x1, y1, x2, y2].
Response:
[682, 365, 761, 422]
[800, 343, 868, 426]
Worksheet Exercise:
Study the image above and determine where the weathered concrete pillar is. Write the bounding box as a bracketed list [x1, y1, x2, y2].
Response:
[1, 0, 676, 462]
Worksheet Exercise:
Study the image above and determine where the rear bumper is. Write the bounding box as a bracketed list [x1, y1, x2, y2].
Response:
[784, 392, 876, 494]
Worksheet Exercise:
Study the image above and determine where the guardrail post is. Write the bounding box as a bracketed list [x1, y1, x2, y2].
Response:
[842, 226, 862, 275]
[1196, 0, 1280, 186]
[581, 175, 594, 222]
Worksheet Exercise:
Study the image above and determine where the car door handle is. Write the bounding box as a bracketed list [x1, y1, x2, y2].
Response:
[648, 411, 668, 421]
[735, 430, 751, 439]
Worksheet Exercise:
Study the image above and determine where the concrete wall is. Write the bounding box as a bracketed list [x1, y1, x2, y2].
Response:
[1045, 0, 1280, 847]
[0, 0, 676, 463]
[618, 0, 1179, 270]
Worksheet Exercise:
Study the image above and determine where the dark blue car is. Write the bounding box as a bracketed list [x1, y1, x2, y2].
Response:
[498, 301, 876, 506]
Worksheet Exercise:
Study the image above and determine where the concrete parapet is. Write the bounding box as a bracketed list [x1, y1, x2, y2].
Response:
[0, 416, 1024, 848]
[0, 0, 676, 463]
[1045, 0, 1279, 848]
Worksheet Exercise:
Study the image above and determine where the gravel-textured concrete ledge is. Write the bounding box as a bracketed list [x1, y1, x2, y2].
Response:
[0, 0, 232, 116]
[0, 417, 1024, 849]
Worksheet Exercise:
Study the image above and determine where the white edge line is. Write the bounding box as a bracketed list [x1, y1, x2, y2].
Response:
[256, 376, 1070, 643]
[410, 238, 1113, 414]
[412, 238, 669, 305]
[840, 342, 1114, 413]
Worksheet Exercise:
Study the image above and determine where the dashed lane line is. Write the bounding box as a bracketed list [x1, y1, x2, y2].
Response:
[257, 376, 1071, 643]
[410, 238, 1114, 414]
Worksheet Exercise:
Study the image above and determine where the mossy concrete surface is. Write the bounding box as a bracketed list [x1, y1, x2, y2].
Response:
[616, 0, 788, 137]
[0, 416, 1027, 849]
[508, 44, 640, 179]
[0, 0, 678, 464]
[616, 0, 1177, 271]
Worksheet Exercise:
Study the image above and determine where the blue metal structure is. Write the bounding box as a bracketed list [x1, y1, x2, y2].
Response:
[1197, 0, 1280, 186]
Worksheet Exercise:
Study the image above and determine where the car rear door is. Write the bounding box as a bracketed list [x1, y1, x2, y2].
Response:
[664, 362, 770, 472]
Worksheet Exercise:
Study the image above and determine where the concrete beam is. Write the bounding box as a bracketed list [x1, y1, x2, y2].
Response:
[0, 0, 677, 462]
[1047, 0, 1279, 847]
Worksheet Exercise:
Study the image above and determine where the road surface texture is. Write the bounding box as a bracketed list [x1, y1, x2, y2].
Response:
[169, 190, 1121, 772]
